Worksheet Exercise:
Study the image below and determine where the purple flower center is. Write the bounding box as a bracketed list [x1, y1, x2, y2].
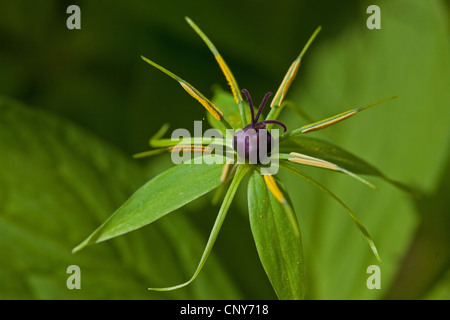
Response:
[233, 89, 287, 163]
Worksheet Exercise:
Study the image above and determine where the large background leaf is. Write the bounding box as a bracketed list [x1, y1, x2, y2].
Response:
[0, 0, 448, 299]
[278, 0, 450, 299]
[0, 97, 241, 299]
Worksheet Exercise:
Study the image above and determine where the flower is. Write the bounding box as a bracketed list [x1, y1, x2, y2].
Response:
[74, 17, 400, 299]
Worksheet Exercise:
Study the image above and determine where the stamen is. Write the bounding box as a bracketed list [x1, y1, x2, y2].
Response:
[219, 159, 233, 182]
[169, 145, 212, 153]
[263, 174, 285, 203]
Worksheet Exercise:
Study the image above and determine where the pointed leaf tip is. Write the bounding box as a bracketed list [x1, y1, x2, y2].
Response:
[73, 163, 227, 252]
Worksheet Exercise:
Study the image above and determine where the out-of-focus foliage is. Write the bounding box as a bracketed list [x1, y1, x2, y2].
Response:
[281, 0, 450, 299]
[0, 97, 242, 299]
[0, 0, 448, 299]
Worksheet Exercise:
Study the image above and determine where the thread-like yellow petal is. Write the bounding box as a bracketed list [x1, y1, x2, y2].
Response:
[271, 26, 321, 108]
[215, 54, 242, 104]
[141, 55, 223, 121]
[271, 59, 300, 108]
[288, 152, 376, 189]
[300, 95, 398, 133]
[185, 17, 242, 104]
[169, 144, 212, 153]
[179, 82, 222, 120]
[288, 152, 339, 170]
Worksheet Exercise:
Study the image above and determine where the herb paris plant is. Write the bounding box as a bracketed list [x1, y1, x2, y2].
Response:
[73, 17, 400, 299]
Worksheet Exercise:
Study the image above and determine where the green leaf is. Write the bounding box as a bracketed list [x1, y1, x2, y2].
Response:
[150, 165, 251, 291]
[248, 170, 305, 299]
[0, 96, 241, 299]
[74, 161, 225, 252]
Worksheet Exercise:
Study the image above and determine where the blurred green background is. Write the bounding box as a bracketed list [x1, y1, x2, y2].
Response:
[0, 0, 449, 299]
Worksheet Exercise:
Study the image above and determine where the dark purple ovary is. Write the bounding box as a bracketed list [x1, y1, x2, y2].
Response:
[232, 89, 287, 164]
